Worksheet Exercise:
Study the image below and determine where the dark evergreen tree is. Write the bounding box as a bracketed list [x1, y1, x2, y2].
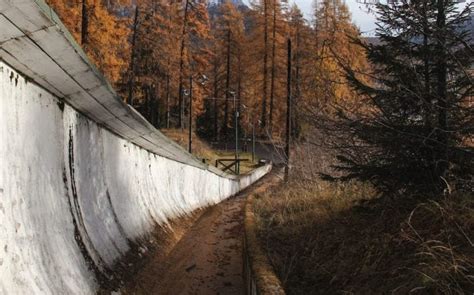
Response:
[325, 0, 473, 194]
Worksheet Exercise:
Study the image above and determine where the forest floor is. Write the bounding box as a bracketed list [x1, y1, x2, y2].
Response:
[253, 180, 474, 294]
[122, 169, 280, 294]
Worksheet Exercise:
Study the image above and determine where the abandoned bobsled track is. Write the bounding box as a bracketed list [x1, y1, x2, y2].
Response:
[0, 0, 271, 293]
[122, 171, 280, 295]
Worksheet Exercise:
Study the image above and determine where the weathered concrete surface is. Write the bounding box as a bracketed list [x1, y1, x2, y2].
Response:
[0, 1, 271, 293]
[123, 172, 279, 295]
[0, 56, 270, 295]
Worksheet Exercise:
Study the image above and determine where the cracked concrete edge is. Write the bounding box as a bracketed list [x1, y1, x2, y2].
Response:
[244, 194, 285, 295]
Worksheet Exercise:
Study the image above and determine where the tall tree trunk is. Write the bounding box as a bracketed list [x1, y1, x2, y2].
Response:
[166, 5, 173, 128]
[144, 85, 150, 119]
[127, 6, 139, 105]
[223, 28, 231, 139]
[213, 61, 219, 141]
[269, 0, 277, 135]
[293, 21, 301, 139]
[178, 0, 190, 129]
[284, 38, 292, 181]
[261, 0, 269, 130]
[165, 74, 170, 128]
[436, 0, 448, 179]
[237, 46, 242, 137]
[81, 0, 88, 45]
[422, 0, 431, 128]
[153, 85, 159, 127]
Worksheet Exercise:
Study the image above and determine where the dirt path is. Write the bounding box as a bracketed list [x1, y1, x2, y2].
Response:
[123, 172, 278, 295]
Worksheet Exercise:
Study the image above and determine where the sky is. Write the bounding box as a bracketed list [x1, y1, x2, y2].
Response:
[242, 0, 379, 35]
[283, 0, 472, 35]
[243, 0, 472, 37]
[287, 0, 378, 34]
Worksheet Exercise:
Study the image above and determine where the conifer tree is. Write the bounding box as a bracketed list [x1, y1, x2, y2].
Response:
[326, 0, 473, 193]
[310, 0, 366, 114]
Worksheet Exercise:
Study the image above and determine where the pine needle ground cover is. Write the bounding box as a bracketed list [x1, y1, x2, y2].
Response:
[253, 181, 474, 294]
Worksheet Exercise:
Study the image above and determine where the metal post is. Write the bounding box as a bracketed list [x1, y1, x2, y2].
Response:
[188, 76, 193, 153]
[285, 38, 292, 182]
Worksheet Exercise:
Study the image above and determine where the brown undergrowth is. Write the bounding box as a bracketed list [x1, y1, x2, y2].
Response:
[253, 180, 474, 294]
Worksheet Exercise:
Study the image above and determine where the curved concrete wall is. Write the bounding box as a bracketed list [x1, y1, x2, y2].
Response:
[0, 1, 271, 293]
[0, 59, 270, 294]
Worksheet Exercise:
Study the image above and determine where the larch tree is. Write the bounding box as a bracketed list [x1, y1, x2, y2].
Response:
[268, 0, 286, 135]
[246, 0, 271, 132]
[188, 0, 213, 115]
[213, 1, 245, 139]
[46, 0, 130, 88]
[287, 4, 310, 139]
[306, 0, 368, 116]
[162, 2, 182, 128]
[176, 0, 212, 129]
[126, 1, 166, 125]
[243, 0, 273, 137]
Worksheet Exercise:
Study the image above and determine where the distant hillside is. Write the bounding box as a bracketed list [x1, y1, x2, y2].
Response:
[208, 0, 249, 16]
[210, 0, 245, 6]
[208, 0, 251, 29]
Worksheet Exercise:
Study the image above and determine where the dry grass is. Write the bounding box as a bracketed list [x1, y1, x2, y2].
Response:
[161, 128, 258, 174]
[401, 195, 474, 294]
[253, 180, 474, 294]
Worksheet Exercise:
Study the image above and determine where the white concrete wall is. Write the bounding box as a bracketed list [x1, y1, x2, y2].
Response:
[0, 61, 270, 294]
[0, 2, 271, 293]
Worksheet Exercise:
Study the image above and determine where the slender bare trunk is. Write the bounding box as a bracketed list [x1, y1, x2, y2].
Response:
[422, 0, 431, 128]
[213, 61, 219, 141]
[237, 46, 242, 136]
[285, 38, 292, 181]
[81, 0, 88, 45]
[223, 28, 232, 138]
[269, 0, 277, 135]
[166, 74, 170, 128]
[293, 21, 301, 138]
[127, 6, 139, 105]
[261, 0, 269, 130]
[436, 0, 448, 179]
[178, 0, 190, 129]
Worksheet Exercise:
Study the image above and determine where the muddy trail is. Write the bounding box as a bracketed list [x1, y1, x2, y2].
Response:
[122, 171, 280, 295]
